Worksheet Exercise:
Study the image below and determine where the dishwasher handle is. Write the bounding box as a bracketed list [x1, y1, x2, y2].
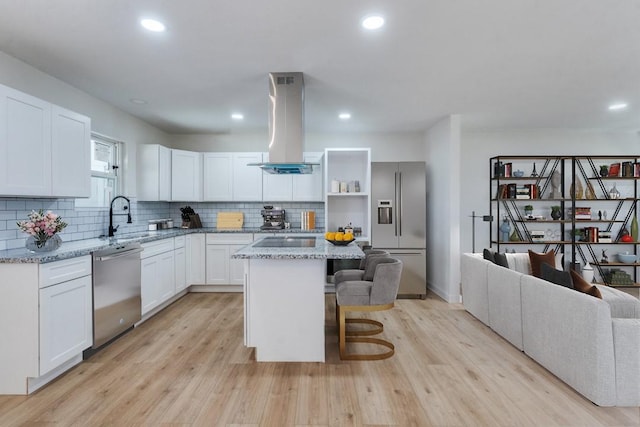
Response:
[94, 247, 144, 262]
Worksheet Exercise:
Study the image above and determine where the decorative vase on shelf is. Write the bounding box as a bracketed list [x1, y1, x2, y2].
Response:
[585, 182, 596, 200]
[570, 177, 584, 199]
[499, 217, 511, 242]
[608, 183, 620, 199]
[600, 165, 609, 177]
[25, 234, 62, 253]
[550, 206, 562, 220]
[582, 262, 594, 283]
[632, 215, 638, 242]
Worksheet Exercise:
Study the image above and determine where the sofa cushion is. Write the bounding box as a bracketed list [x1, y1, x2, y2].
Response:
[487, 263, 524, 350]
[597, 285, 640, 319]
[505, 253, 532, 275]
[528, 250, 556, 278]
[570, 270, 603, 299]
[520, 274, 616, 406]
[494, 252, 509, 268]
[541, 263, 574, 289]
[461, 254, 490, 325]
[483, 248, 496, 263]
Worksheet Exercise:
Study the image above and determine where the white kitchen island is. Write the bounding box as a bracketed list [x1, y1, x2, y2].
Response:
[232, 236, 364, 362]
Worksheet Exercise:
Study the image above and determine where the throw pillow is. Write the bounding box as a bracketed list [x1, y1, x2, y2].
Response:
[540, 263, 573, 289]
[483, 248, 496, 263]
[569, 269, 603, 299]
[494, 252, 509, 268]
[528, 250, 556, 278]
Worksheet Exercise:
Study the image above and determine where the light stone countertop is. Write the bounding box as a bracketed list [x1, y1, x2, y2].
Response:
[0, 228, 324, 264]
[231, 236, 364, 260]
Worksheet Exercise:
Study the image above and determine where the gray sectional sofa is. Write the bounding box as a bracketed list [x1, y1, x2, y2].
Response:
[461, 252, 640, 407]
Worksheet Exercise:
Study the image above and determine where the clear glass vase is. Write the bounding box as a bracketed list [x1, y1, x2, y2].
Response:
[25, 234, 62, 253]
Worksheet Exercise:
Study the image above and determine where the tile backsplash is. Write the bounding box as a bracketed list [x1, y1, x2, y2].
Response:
[0, 198, 324, 250]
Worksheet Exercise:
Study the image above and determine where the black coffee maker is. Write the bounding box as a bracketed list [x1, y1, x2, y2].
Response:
[260, 205, 285, 230]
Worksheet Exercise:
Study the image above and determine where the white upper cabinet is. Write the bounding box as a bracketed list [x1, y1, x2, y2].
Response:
[0, 84, 90, 198]
[137, 144, 171, 201]
[171, 149, 203, 201]
[262, 152, 324, 202]
[51, 106, 91, 198]
[232, 152, 263, 201]
[0, 85, 52, 196]
[203, 152, 233, 201]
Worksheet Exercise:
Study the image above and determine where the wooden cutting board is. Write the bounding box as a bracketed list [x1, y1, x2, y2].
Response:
[217, 212, 244, 229]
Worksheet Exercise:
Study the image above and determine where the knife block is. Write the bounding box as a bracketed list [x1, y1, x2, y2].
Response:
[182, 213, 202, 229]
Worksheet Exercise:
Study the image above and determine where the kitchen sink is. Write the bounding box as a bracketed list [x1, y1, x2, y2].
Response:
[253, 236, 317, 248]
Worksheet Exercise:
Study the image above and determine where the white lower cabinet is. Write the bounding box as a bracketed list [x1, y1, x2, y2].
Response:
[229, 244, 247, 284]
[205, 233, 253, 286]
[39, 274, 92, 375]
[205, 245, 228, 285]
[0, 256, 93, 395]
[141, 239, 175, 316]
[174, 236, 187, 292]
[186, 234, 206, 285]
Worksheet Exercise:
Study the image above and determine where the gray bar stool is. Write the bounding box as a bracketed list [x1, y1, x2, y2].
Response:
[336, 257, 403, 360]
[334, 249, 390, 285]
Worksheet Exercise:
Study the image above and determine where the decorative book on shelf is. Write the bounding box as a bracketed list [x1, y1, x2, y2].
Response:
[496, 183, 539, 199]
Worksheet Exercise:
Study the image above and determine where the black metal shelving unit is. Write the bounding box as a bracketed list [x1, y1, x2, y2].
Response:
[489, 155, 640, 288]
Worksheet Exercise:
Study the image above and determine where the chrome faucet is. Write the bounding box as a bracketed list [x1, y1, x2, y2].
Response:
[108, 195, 132, 237]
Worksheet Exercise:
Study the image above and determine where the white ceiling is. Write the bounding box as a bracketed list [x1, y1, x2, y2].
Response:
[0, 0, 639, 135]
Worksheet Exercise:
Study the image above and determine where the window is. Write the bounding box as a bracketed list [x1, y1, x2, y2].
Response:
[75, 133, 122, 208]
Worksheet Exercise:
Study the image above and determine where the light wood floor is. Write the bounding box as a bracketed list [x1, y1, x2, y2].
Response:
[1, 292, 639, 426]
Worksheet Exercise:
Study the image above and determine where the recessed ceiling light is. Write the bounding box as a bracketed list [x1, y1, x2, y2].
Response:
[608, 103, 628, 111]
[361, 15, 385, 30]
[130, 98, 147, 105]
[339, 113, 351, 120]
[231, 113, 244, 120]
[140, 18, 166, 32]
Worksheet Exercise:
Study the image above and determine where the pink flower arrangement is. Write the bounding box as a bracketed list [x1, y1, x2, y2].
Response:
[17, 209, 68, 245]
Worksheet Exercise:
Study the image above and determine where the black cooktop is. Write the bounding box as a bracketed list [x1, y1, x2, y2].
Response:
[253, 236, 317, 248]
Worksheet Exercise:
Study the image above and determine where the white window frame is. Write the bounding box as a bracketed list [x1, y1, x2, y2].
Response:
[75, 133, 122, 209]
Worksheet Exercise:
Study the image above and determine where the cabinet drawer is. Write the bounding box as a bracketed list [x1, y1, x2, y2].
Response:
[206, 233, 253, 245]
[141, 239, 175, 259]
[174, 235, 186, 249]
[39, 256, 92, 289]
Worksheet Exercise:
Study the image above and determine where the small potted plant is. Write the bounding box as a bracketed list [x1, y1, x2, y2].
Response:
[524, 205, 533, 218]
[551, 206, 562, 220]
[572, 228, 584, 242]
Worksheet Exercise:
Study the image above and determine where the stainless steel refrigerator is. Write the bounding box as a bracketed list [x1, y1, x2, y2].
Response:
[371, 162, 427, 298]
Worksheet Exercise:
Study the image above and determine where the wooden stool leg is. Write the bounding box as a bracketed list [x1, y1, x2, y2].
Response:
[345, 318, 383, 336]
[338, 304, 347, 358]
[338, 303, 395, 361]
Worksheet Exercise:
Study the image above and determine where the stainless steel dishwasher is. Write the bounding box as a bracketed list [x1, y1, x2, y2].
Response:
[92, 242, 143, 348]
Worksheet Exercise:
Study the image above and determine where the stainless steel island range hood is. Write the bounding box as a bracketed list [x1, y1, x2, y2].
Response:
[249, 72, 318, 174]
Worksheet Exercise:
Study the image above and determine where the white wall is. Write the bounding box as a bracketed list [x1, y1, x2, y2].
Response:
[425, 115, 461, 303]
[460, 129, 640, 256]
[0, 51, 171, 195]
[171, 131, 425, 162]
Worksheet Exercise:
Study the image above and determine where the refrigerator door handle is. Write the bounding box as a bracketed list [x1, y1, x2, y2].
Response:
[398, 171, 403, 236]
[394, 171, 398, 236]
